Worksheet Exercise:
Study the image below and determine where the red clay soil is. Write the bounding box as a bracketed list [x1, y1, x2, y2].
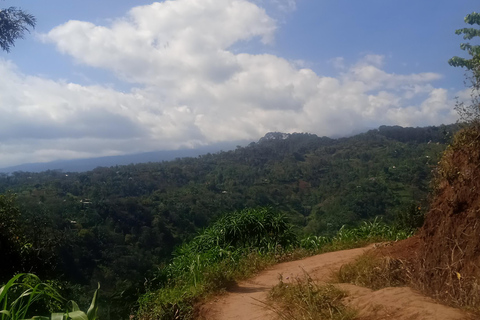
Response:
[198, 245, 469, 320]
[339, 283, 468, 320]
[373, 126, 480, 311]
[375, 235, 421, 261]
[413, 127, 480, 307]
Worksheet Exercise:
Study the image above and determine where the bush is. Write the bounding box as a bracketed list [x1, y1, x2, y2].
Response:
[138, 207, 297, 320]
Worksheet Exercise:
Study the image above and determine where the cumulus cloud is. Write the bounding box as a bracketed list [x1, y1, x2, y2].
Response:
[0, 0, 459, 167]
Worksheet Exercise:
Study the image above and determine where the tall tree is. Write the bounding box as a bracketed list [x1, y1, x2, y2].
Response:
[0, 5, 35, 52]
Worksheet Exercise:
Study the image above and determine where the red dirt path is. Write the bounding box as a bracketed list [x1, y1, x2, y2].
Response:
[198, 245, 470, 320]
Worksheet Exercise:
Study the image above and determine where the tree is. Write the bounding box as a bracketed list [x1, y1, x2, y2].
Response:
[0, 193, 27, 280]
[449, 12, 480, 124]
[0, 5, 35, 52]
[449, 12, 480, 71]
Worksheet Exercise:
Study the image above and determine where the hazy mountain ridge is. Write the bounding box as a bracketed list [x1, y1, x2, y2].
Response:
[0, 140, 249, 173]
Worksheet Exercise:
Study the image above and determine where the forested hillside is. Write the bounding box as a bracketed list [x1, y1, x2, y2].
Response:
[0, 124, 457, 318]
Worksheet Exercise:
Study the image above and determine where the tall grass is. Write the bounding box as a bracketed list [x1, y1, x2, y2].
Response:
[163, 207, 297, 286]
[0, 274, 99, 320]
[300, 217, 412, 252]
[137, 207, 297, 319]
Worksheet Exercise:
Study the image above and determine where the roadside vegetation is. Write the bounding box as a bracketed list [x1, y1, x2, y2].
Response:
[136, 208, 413, 320]
[300, 217, 413, 253]
[137, 207, 297, 319]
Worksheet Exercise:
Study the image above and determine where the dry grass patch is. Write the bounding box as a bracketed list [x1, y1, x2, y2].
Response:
[265, 272, 357, 320]
[336, 252, 409, 290]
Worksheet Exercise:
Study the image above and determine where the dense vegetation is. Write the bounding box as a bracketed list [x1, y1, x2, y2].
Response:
[0, 124, 457, 318]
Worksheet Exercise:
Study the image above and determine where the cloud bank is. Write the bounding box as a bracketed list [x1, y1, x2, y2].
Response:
[0, 0, 458, 167]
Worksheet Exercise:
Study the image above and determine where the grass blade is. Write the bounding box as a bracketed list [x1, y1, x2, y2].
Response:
[86, 283, 99, 320]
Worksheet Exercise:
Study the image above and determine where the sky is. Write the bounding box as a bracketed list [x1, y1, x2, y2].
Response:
[0, 0, 478, 168]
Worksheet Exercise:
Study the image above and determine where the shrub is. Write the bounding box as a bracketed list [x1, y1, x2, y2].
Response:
[138, 207, 297, 319]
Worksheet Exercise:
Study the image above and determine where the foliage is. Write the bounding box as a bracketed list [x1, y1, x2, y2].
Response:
[0, 6, 35, 52]
[0, 274, 99, 320]
[448, 12, 480, 72]
[138, 208, 295, 319]
[267, 273, 356, 320]
[449, 12, 480, 124]
[164, 207, 297, 282]
[0, 193, 31, 280]
[393, 203, 425, 232]
[300, 218, 413, 252]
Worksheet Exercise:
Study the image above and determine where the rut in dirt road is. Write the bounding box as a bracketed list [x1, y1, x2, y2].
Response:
[198, 246, 470, 320]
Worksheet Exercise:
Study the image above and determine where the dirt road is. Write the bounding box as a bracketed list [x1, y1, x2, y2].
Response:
[199, 246, 470, 320]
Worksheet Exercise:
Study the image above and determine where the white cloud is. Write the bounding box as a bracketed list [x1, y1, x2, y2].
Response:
[44, 0, 276, 84]
[0, 0, 459, 168]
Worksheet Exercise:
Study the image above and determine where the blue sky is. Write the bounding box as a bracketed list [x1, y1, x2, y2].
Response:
[0, 0, 478, 167]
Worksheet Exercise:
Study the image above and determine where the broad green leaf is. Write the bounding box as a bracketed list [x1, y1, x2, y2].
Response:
[51, 312, 65, 320]
[66, 310, 88, 320]
[68, 301, 81, 312]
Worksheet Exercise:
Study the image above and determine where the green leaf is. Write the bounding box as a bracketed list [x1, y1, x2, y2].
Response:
[86, 283, 99, 320]
[68, 301, 81, 312]
[0, 310, 11, 316]
[66, 311, 88, 320]
[51, 313, 65, 320]
[0, 273, 25, 302]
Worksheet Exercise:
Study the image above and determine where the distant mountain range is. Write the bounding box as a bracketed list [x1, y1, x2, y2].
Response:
[0, 140, 248, 173]
[0, 124, 459, 174]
